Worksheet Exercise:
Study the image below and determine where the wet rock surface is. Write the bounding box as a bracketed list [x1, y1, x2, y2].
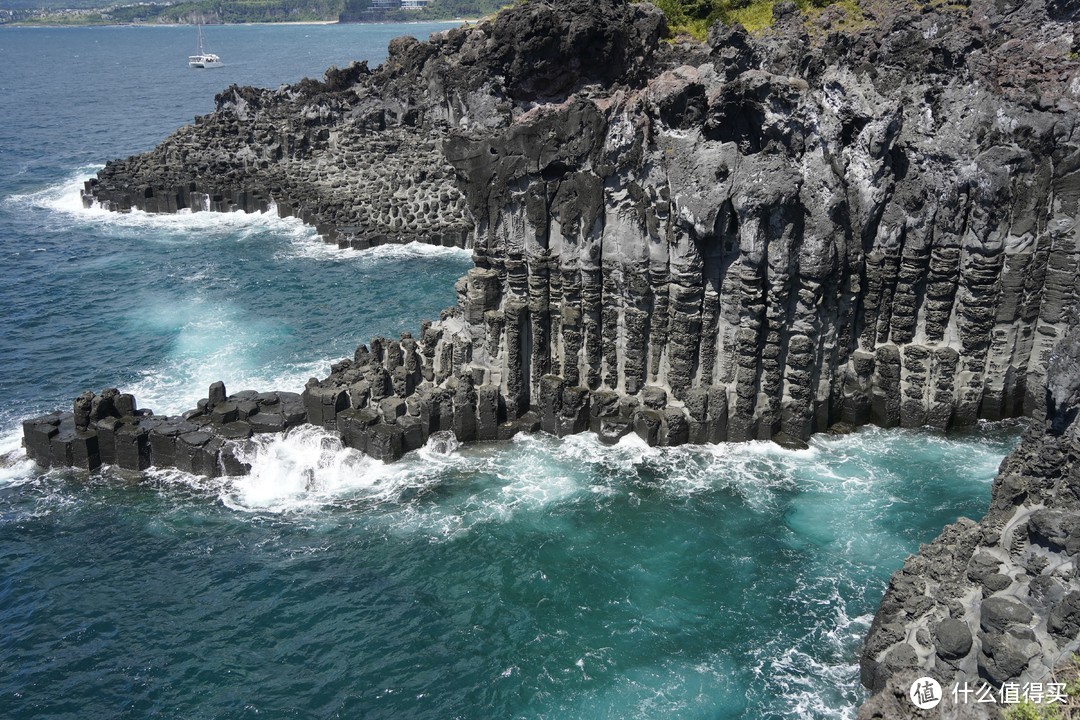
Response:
[22, 383, 307, 476]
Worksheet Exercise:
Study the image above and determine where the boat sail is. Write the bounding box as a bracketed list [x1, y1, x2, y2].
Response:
[188, 22, 222, 69]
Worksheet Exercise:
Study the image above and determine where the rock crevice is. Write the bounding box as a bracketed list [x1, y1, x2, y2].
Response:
[859, 324, 1080, 719]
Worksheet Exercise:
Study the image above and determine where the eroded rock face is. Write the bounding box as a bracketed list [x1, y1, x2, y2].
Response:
[423, 0, 1079, 447]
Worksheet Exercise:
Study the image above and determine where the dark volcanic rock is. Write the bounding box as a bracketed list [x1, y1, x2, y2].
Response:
[462, 0, 664, 102]
[934, 617, 973, 660]
[21, 382, 309, 477]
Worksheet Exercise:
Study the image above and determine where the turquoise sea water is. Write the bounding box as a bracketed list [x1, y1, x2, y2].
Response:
[0, 24, 1021, 719]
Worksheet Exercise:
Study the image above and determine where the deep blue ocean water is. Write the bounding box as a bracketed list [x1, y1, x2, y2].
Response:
[0, 23, 1021, 719]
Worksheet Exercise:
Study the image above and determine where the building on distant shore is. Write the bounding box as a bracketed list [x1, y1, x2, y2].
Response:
[340, 0, 435, 22]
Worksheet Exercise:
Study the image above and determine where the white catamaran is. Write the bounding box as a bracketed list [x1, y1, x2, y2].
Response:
[188, 22, 222, 69]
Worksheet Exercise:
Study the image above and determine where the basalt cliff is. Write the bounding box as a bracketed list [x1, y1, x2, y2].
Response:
[20, 0, 1080, 714]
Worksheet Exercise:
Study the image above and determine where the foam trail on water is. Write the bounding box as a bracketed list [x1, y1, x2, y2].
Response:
[751, 581, 873, 720]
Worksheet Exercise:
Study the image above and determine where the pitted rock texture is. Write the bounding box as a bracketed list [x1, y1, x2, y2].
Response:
[859, 324, 1080, 719]
[85, 67, 473, 250]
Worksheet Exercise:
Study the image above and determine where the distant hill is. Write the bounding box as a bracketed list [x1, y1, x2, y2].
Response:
[0, 0, 506, 24]
[0, 0, 108, 8]
[340, 0, 506, 23]
[1, 0, 347, 24]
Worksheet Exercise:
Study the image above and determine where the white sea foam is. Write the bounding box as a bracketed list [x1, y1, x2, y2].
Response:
[0, 403, 1019, 718]
[278, 233, 472, 263]
[204, 425, 469, 514]
[4, 167, 318, 240]
[222, 425, 387, 512]
[368, 440, 589, 538]
[554, 651, 739, 718]
[751, 582, 872, 720]
[6, 170, 474, 267]
[363, 431, 826, 537]
[0, 430, 35, 487]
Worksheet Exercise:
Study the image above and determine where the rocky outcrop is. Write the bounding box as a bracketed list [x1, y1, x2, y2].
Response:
[82, 0, 665, 251]
[859, 323, 1080, 719]
[429, 0, 1080, 448]
[84, 66, 474, 249]
[22, 383, 307, 476]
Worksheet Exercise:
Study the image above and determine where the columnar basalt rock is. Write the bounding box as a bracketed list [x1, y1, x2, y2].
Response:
[426, 0, 1079, 452]
[39, 0, 1080, 458]
[22, 382, 307, 476]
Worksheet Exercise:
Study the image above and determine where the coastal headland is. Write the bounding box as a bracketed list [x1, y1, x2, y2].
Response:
[18, 0, 1080, 715]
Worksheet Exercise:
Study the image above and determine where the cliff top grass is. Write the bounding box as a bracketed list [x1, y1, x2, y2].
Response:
[646, 0, 869, 41]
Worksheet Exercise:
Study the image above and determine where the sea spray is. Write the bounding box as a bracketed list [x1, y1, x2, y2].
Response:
[225, 425, 384, 512]
[279, 236, 473, 263]
[0, 168, 472, 434]
[4, 168, 319, 241]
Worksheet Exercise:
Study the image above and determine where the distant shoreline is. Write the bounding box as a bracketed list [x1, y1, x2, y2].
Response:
[3, 18, 479, 29]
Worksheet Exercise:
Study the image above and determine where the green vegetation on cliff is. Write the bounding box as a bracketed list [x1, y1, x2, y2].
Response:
[650, 0, 864, 39]
[4, 0, 863, 35]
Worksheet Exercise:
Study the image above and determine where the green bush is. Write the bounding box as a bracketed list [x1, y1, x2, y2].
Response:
[1003, 699, 1065, 720]
[648, 0, 775, 39]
